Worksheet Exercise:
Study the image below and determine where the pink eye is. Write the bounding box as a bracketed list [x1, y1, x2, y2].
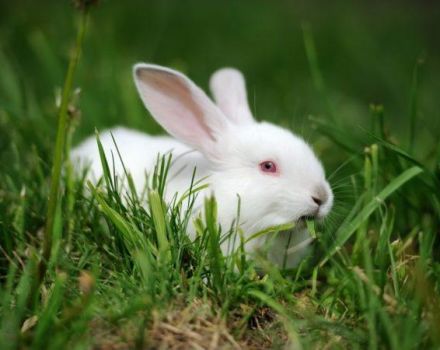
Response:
[259, 161, 277, 173]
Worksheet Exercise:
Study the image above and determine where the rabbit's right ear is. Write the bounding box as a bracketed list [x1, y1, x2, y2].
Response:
[133, 63, 228, 156]
[209, 68, 254, 125]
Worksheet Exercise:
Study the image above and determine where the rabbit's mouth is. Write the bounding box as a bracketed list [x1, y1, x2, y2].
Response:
[294, 217, 309, 228]
[298, 215, 315, 222]
[297, 215, 321, 228]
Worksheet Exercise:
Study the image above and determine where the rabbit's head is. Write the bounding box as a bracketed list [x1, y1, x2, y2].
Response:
[133, 64, 333, 233]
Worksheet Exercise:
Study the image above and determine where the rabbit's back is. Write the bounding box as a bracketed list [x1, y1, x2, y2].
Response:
[71, 127, 206, 193]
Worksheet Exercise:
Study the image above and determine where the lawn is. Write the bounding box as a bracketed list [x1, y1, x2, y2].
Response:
[1, 1, 440, 349]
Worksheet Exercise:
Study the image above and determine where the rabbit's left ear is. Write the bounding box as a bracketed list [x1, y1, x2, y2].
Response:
[209, 68, 255, 125]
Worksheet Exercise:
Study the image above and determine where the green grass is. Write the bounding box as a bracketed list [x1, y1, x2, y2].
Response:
[1, 1, 440, 349]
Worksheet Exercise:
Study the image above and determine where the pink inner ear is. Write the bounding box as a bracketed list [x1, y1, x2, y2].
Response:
[137, 69, 216, 145]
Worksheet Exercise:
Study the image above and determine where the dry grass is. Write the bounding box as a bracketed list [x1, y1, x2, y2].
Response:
[91, 299, 289, 350]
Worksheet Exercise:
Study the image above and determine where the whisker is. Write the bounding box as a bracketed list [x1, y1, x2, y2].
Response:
[327, 154, 360, 181]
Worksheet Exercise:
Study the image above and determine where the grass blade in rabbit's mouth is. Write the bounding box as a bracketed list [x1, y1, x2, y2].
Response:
[296, 217, 317, 238]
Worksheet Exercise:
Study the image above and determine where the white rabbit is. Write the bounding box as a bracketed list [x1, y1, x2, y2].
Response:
[71, 63, 333, 268]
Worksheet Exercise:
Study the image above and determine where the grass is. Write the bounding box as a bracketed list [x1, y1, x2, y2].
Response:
[1, 1, 440, 349]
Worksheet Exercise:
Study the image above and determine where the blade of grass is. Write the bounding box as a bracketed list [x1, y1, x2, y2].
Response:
[40, 9, 89, 282]
[245, 222, 295, 244]
[32, 273, 68, 349]
[148, 190, 171, 263]
[89, 184, 157, 257]
[320, 166, 423, 267]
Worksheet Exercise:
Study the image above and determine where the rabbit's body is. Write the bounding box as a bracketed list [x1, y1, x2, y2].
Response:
[72, 64, 333, 268]
[73, 126, 312, 266]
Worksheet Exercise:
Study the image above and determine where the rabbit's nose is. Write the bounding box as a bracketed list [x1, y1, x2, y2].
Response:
[312, 185, 328, 206]
[312, 196, 322, 206]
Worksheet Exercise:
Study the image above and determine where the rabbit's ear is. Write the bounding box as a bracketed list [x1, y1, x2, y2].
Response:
[209, 68, 254, 125]
[133, 63, 228, 155]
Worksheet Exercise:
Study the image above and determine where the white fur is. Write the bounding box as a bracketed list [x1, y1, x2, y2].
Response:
[71, 63, 334, 268]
